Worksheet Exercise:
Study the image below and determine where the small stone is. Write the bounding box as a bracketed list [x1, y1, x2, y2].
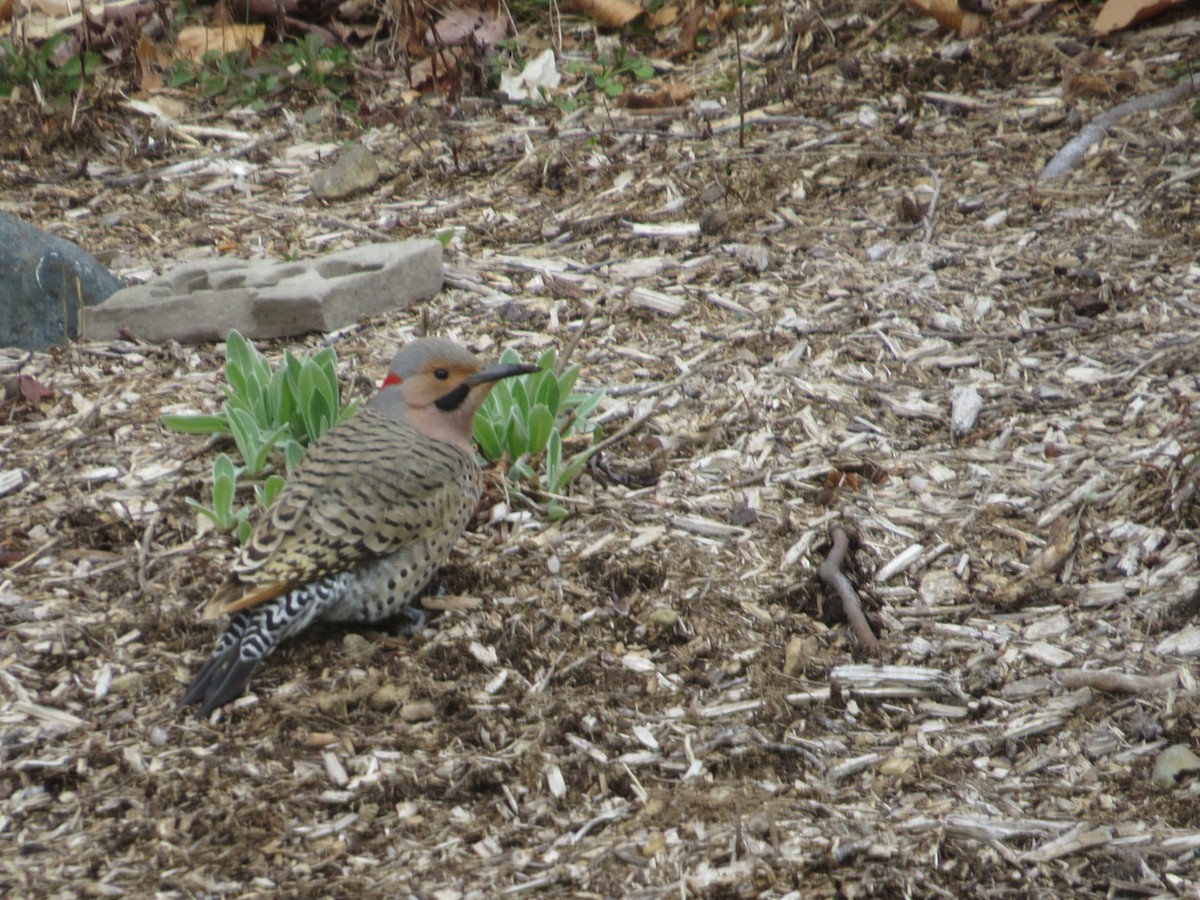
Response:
[646, 608, 678, 628]
[836, 55, 861, 80]
[400, 700, 436, 722]
[342, 633, 374, 657]
[109, 672, 141, 693]
[310, 144, 380, 200]
[368, 684, 407, 710]
[641, 832, 666, 857]
[919, 570, 967, 605]
[699, 209, 729, 235]
[783, 635, 813, 676]
[1152, 744, 1200, 788]
[950, 385, 983, 436]
[1070, 295, 1109, 318]
[879, 754, 917, 780]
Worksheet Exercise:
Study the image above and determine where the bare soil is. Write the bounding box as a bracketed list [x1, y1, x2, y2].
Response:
[3, 5, 1200, 897]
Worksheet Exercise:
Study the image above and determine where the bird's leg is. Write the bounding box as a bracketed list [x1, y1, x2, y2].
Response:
[392, 601, 431, 635]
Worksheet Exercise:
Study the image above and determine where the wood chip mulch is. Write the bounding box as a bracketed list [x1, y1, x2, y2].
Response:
[2, 8, 1200, 897]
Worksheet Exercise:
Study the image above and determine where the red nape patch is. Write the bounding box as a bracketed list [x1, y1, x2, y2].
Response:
[382, 373, 403, 387]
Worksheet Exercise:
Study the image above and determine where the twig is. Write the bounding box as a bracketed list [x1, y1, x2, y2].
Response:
[7, 536, 62, 573]
[103, 126, 293, 188]
[734, 14, 745, 150]
[817, 527, 879, 654]
[137, 509, 161, 595]
[556, 302, 598, 375]
[1059, 669, 1188, 695]
[920, 164, 942, 244]
[585, 404, 662, 458]
[856, 1, 904, 44]
[1039, 75, 1200, 181]
[317, 215, 393, 243]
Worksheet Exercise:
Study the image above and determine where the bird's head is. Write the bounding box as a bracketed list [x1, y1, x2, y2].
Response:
[369, 337, 538, 450]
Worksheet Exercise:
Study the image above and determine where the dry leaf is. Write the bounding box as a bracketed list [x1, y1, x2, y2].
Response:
[175, 23, 265, 62]
[904, 0, 988, 37]
[425, 8, 508, 49]
[1092, 0, 1185, 34]
[134, 35, 168, 96]
[2, 375, 53, 405]
[571, 0, 643, 29]
[649, 5, 678, 27]
[619, 82, 696, 109]
[406, 51, 461, 94]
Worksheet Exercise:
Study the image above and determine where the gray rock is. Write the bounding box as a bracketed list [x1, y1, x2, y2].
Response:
[0, 212, 124, 350]
[1152, 744, 1200, 788]
[83, 240, 443, 344]
[310, 144, 380, 200]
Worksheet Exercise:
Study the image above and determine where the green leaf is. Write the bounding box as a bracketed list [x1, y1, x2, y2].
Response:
[255, 424, 289, 472]
[501, 416, 520, 460]
[526, 405, 554, 456]
[272, 363, 300, 439]
[225, 358, 249, 404]
[185, 497, 221, 528]
[160, 413, 229, 435]
[546, 428, 563, 476]
[256, 473, 286, 508]
[224, 331, 254, 385]
[490, 378, 514, 413]
[299, 362, 337, 443]
[226, 406, 264, 474]
[510, 378, 530, 420]
[478, 390, 502, 426]
[557, 364, 581, 399]
[313, 347, 338, 384]
[511, 415, 530, 457]
[212, 453, 239, 526]
[534, 373, 560, 414]
[566, 389, 605, 434]
[474, 414, 502, 460]
[283, 439, 305, 473]
[555, 446, 597, 491]
[313, 358, 340, 431]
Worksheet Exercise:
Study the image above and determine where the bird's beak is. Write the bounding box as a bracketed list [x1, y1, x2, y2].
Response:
[468, 362, 541, 385]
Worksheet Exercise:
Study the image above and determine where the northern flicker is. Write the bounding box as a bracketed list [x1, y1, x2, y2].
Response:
[179, 337, 538, 716]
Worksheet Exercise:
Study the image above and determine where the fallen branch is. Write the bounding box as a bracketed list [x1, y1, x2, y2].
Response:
[818, 526, 879, 654]
[1039, 75, 1200, 181]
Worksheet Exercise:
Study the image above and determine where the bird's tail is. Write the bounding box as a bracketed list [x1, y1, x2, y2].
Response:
[178, 574, 349, 717]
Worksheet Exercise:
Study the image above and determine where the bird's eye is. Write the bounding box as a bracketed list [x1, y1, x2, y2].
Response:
[434, 368, 449, 380]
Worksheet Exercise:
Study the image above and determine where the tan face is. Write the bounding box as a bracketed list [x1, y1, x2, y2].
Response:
[393, 361, 481, 410]
[371, 342, 539, 451]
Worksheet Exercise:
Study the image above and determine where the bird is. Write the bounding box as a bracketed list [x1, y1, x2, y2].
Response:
[179, 337, 539, 717]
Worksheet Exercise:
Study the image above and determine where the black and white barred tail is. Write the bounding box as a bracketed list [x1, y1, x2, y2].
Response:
[178, 573, 352, 717]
